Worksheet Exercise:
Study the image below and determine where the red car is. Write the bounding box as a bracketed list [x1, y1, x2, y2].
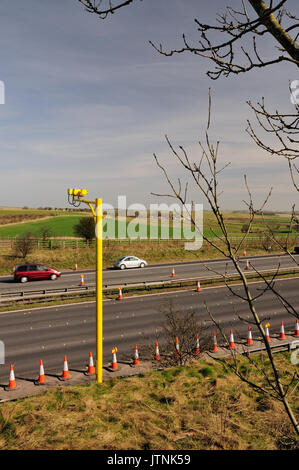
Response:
[13, 264, 61, 283]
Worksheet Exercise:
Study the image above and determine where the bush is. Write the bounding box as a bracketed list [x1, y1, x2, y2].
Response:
[74, 217, 95, 242]
[241, 223, 250, 233]
[13, 232, 35, 259]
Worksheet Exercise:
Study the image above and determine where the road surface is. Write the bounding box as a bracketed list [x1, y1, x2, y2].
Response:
[0, 276, 297, 384]
[0, 253, 298, 295]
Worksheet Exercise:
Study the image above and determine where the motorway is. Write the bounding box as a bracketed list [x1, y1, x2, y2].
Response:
[0, 276, 298, 384]
[0, 253, 299, 294]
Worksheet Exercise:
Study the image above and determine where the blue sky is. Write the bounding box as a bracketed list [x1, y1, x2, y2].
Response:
[0, 0, 297, 210]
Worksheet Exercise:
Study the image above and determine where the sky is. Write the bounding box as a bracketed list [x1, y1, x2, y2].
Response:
[0, 0, 298, 211]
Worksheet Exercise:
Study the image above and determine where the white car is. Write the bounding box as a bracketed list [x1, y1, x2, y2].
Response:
[114, 256, 148, 270]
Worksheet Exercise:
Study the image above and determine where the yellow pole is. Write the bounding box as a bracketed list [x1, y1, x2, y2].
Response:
[67, 189, 103, 383]
[96, 198, 103, 383]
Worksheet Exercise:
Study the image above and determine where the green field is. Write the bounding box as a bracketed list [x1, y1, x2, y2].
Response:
[0, 207, 297, 240]
[0, 216, 86, 238]
[0, 214, 206, 239]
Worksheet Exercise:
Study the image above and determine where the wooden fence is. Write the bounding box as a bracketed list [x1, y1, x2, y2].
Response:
[0, 235, 298, 250]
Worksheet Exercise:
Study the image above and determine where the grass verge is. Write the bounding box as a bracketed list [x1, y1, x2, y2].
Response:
[0, 240, 292, 276]
[0, 352, 298, 450]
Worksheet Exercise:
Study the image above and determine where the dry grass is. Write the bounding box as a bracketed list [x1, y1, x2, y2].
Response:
[0, 208, 297, 274]
[0, 240, 287, 275]
[0, 353, 298, 450]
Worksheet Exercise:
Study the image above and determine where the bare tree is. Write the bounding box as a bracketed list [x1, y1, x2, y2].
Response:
[74, 217, 95, 242]
[158, 301, 211, 366]
[152, 92, 299, 436]
[135, 300, 211, 367]
[75, 0, 299, 435]
[247, 84, 299, 191]
[14, 232, 35, 259]
[150, 1, 298, 79]
[76, 0, 299, 183]
[39, 226, 53, 242]
[151, 1, 299, 191]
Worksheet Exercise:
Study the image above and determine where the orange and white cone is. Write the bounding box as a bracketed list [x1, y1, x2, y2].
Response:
[194, 335, 200, 355]
[295, 319, 299, 337]
[243, 250, 247, 257]
[37, 359, 46, 384]
[265, 323, 270, 342]
[279, 321, 286, 340]
[133, 344, 140, 366]
[154, 341, 160, 361]
[245, 259, 250, 270]
[171, 267, 175, 277]
[212, 332, 218, 352]
[74, 263, 78, 271]
[229, 329, 235, 349]
[80, 274, 85, 286]
[175, 336, 180, 358]
[61, 355, 70, 380]
[118, 287, 123, 300]
[87, 352, 95, 375]
[247, 326, 253, 346]
[111, 347, 118, 370]
[7, 364, 16, 390]
[196, 280, 201, 292]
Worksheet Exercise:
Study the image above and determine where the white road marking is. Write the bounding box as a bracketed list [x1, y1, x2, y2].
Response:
[0, 275, 297, 315]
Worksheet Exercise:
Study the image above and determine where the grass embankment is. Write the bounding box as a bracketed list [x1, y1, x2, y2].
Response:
[0, 353, 298, 450]
[0, 240, 287, 275]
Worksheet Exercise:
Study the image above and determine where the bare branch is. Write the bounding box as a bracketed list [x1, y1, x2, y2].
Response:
[77, 0, 136, 19]
[150, 1, 299, 79]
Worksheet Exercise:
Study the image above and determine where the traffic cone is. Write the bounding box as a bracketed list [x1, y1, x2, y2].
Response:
[229, 329, 235, 349]
[245, 259, 250, 270]
[295, 319, 299, 337]
[80, 274, 85, 286]
[37, 359, 46, 384]
[87, 352, 95, 375]
[111, 347, 118, 370]
[154, 340, 160, 361]
[118, 287, 123, 300]
[194, 335, 200, 355]
[175, 336, 180, 358]
[279, 321, 286, 340]
[61, 355, 70, 380]
[212, 332, 218, 352]
[133, 344, 140, 366]
[265, 323, 270, 342]
[74, 263, 78, 271]
[196, 280, 201, 292]
[243, 250, 247, 257]
[7, 364, 16, 390]
[171, 267, 175, 277]
[247, 326, 253, 346]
